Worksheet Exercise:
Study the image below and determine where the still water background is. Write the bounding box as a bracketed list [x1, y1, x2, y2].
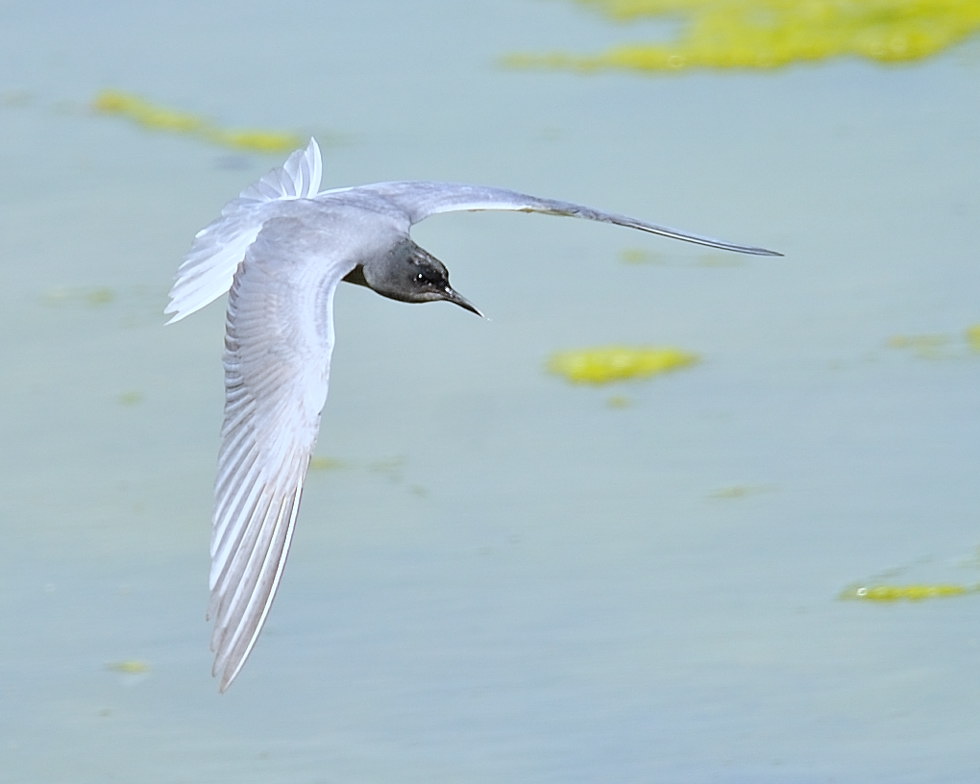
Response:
[2, 2, 979, 782]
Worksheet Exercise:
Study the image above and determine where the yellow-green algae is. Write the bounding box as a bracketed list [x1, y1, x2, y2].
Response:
[619, 247, 744, 268]
[549, 345, 698, 384]
[106, 660, 151, 674]
[505, 0, 980, 73]
[41, 286, 116, 307]
[117, 391, 143, 406]
[309, 456, 346, 471]
[93, 90, 304, 153]
[619, 247, 667, 265]
[708, 483, 773, 499]
[887, 324, 980, 358]
[966, 324, 980, 351]
[840, 583, 979, 601]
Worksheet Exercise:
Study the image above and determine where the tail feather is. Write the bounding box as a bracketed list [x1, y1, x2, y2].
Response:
[165, 138, 323, 323]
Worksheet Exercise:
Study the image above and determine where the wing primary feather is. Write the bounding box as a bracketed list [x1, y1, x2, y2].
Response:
[205, 217, 350, 691]
[347, 180, 782, 257]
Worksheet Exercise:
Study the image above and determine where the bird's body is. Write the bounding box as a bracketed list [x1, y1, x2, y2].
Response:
[167, 138, 779, 691]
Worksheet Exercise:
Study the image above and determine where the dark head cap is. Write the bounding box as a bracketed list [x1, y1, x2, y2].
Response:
[363, 239, 483, 316]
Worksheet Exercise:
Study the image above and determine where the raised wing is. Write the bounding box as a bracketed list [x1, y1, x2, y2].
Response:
[165, 138, 324, 324]
[348, 180, 781, 257]
[208, 216, 353, 691]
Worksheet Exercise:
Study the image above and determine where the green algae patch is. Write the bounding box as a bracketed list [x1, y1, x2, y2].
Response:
[106, 660, 151, 674]
[707, 483, 773, 499]
[41, 286, 116, 308]
[117, 391, 144, 406]
[93, 90, 304, 153]
[887, 325, 980, 359]
[965, 324, 980, 352]
[309, 456, 347, 472]
[840, 583, 979, 602]
[548, 345, 698, 384]
[505, 0, 980, 73]
[619, 247, 666, 266]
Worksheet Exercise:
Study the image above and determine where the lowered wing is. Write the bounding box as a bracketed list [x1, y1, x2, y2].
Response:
[208, 216, 354, 691]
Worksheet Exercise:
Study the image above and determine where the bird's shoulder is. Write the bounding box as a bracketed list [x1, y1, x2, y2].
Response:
[247, 197, 406, 268]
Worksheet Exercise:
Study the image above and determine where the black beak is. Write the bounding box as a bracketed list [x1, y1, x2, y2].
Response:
[443, 286, 484, 318]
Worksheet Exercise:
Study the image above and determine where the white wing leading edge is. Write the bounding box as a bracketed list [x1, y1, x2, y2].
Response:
[349, 180, 782, 257]
[165, 139, 324, 324]
[208, 217, 354, 691]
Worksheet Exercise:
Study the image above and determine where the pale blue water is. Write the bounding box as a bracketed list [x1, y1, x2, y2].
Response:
[2, 2, 980, 782]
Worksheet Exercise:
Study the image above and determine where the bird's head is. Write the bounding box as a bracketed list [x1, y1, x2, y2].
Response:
[361, 239, 483, 317]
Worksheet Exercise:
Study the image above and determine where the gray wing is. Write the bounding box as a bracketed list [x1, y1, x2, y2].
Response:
[209, 216, 352, 691]
[344, 180, 781, 256]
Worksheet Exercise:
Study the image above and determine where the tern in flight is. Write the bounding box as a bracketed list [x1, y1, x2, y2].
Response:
[166, 138, 780, 691]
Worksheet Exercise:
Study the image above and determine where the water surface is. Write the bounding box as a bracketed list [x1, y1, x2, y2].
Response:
[2, 2, 979, 782]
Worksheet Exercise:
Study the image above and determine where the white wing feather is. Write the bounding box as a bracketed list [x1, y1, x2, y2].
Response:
[208, 216, 353, 691]
[165, 139, 324, 324]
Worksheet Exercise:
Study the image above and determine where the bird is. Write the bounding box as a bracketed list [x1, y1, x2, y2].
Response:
[166, 137, 781, 691]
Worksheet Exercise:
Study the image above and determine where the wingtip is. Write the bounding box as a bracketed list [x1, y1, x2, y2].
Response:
[217, 673, 234, 693]
[163, 307, 186, 325]
[211, 645, 244, 692]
